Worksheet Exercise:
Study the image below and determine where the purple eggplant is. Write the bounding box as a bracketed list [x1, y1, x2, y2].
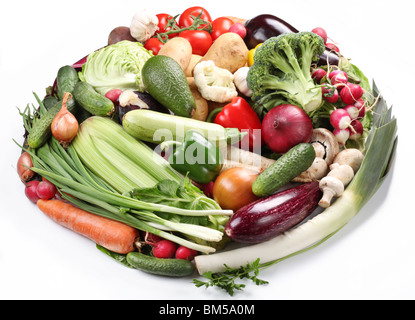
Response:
[244, 14, 339, 66]
[118, 90, 170, 123]
[225, 182, 321, 244]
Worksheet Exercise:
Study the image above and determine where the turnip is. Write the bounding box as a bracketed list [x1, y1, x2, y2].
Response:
[340, 83, 364, 104]
[330, 108, 351, 130]
[333, 128, 350, 146]
[344, 104, 360, 120]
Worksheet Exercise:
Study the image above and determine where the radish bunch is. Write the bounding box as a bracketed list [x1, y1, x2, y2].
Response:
[312, 67, 366, 146]
[143, 232, 198, 260]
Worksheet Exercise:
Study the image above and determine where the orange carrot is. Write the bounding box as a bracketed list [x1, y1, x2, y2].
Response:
[37, 199, 140, 254]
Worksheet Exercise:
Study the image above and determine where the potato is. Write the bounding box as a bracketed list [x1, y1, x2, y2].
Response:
[158, 37, 193, 72]
[108, 26, 137, 45]
[187, 77, 209, 121]
[184, 54, 202, 77]
[199, 33, 249, 74]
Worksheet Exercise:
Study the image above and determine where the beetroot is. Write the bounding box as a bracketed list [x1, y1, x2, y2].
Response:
[225, 182, 321, 244]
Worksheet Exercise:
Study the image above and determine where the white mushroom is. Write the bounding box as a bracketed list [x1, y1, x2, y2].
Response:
[331, 148, 364, 173]
[310, 128, 340, 165]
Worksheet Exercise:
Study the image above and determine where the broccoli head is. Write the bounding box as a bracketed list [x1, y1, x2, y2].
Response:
[247, 31, 326, 117]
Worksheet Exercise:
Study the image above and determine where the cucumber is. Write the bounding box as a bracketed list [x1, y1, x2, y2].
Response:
[42, 96, 59, 111]
[126, 252, 195, 277]
[252, 143, 316, 197]
[56, 65, 80, 100]
[141, 55, 195, 118]
[73, 81, 114, 116]
[28, 66, 80, 149]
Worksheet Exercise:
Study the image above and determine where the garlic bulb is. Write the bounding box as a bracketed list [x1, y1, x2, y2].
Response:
[233, 67, 252, 97]
[130, 9, 159, 43]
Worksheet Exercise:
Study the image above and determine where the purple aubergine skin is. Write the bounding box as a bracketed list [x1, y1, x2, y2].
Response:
[244, 14, 339, 66]
[225, 182, 321, 244]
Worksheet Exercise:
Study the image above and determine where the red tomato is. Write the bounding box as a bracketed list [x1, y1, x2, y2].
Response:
[156, 13, 178, 39]
[178, 6, 212, 30]
[211, 17, 234, 41]
[212, 167, 260, 212]
[179, 30, 212, 56]
[144, 37, 164, 55]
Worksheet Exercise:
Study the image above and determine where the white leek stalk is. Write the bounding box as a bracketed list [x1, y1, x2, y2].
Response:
[195, 88, 398, 274]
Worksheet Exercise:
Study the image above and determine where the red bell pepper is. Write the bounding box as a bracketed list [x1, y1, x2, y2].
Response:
[210, 97, 263, 151]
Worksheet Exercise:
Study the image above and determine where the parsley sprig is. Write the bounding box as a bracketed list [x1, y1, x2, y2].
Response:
[193, 258, 269, 296]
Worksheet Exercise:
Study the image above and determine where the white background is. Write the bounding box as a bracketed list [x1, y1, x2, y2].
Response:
[1, 0, 414, 300]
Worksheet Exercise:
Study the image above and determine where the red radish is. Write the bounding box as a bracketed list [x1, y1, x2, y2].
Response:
[349, 120, 364, 140]
[25, 180, 40, 203]
[333, 128, 350, 146]
[175, 246, 198, 260]
[144, 232, 163, 243]
[354, 98, 366, 119]
[105, 89, 123, 104]
[326, 43, 339, 52]
[311, 27, 328, 44]
[340, 83, 364, 104]
[36, 180, 57, 200]
[330, 108, 352, 130]
[322, 85, 339, 103]
[343, 104, 360, 120]
[261, 104, 313, 154]
[229, 23, 247, 39]
[328, 70, 348, 87]
[312, 68, 327, 83]
[152, 239, 177, 259]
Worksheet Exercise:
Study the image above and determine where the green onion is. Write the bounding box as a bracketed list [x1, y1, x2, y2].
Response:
[194, 82, 398, 274]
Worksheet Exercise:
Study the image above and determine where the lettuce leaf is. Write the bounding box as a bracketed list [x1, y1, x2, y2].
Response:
[79, 40, 153, 95]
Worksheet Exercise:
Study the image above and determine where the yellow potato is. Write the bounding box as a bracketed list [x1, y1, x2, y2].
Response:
[158, 37, 192, 71]
[199, 32, 249, 73]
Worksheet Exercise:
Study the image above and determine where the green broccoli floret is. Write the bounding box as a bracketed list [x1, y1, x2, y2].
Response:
[247, 31, 326, 117]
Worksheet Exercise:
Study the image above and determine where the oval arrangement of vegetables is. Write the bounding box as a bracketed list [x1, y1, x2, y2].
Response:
[15, 6, 397, 296]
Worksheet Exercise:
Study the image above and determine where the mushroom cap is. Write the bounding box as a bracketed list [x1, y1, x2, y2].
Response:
[310, 128, 340, 165]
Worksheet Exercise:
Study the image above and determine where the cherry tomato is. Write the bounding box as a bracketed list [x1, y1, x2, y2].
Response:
[212, 167, 260, 211]
[144, 37, 164, 55]
[156, 13, 178, 39]
[211, 17, 234, 41]
[178, 6, 212, 30]
[179, 30, 212, 56]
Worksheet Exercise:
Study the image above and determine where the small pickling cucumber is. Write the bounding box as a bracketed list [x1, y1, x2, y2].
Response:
[56, 65, 80, 100]
[73, 81, 114, 116]
[28, 97, 77, 149]
[28, 66, 80, 149]
[126, 252, 195, 277]
[252, 143, 316, 197]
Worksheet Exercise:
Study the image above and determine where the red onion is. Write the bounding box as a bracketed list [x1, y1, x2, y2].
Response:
[261, 104, 313, 154]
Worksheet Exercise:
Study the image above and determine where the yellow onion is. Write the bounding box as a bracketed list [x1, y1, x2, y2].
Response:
[51, 92, 79, 148]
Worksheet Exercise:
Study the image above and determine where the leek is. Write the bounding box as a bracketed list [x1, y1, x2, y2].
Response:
[194, 82, 398, 274]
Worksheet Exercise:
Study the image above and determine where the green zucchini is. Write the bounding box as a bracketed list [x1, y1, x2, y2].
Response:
[252, 143, 316, 197]
[73, 81, 114, 116]
[56, 65, 80, 100]
[126, 252, 195, 277]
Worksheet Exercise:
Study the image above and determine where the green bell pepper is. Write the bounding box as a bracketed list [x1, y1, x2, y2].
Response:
[167, 130, 223, 184]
